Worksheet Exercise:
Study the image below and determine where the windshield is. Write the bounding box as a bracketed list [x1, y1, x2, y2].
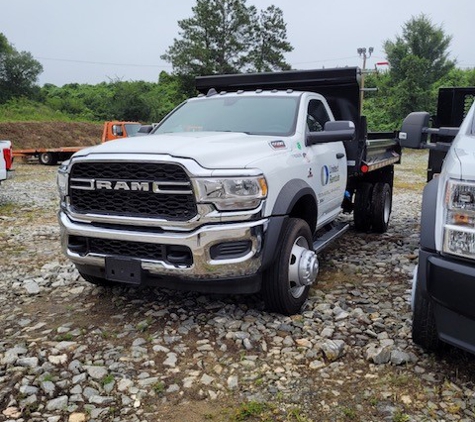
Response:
[154, 95, 299, 136]
[125, 124, 141, 137]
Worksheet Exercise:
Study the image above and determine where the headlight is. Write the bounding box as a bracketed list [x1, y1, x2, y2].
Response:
[194, 176, 267, 211]
[443, 179, 475, 258]
[57, 161, 70, 201]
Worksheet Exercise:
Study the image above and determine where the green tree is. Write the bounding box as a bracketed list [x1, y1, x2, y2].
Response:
[107, 80, 152, 122]
[144, 71, 188, 122]
[0, 33, 13, 55]
[382, 14, 455, 121]
[0, 33, 43, 103]
[161, 0, 293, 94]
[161, 0, 251, 94]
[384, 14, 454, 85]
[434, 67, 475, 90]
[247, 5, 293, 72]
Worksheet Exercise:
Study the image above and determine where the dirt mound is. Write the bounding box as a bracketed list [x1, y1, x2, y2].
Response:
[0, 122, 103, 150]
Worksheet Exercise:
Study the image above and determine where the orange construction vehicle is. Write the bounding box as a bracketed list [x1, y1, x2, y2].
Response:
[13, 121, 142, 165]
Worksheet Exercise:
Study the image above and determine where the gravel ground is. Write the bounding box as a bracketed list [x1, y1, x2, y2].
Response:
[1, 152, 475, 422]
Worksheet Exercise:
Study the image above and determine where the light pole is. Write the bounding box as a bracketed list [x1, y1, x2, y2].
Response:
[357, 47, 373, 113]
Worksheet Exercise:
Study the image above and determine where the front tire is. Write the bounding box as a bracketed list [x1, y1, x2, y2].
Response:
[262, 218, 317, 315]
[412, 278, 441, 352]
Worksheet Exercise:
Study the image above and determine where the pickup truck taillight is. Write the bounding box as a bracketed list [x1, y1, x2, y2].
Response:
[3, 147, 12, 170]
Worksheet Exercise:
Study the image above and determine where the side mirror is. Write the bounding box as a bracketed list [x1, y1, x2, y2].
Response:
[112, 124, 124, 137]
[399, 112, 430, 149]
[307, 120, 355, 145]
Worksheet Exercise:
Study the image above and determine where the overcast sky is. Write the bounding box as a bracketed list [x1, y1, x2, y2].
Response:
[1, 0, 473, 87]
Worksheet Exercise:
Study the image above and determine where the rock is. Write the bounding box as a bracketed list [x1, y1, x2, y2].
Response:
[2, 407, 22, 418]
[89, 395, 114, 405]
[390, 350, 411, 365]
[118, 378, 134, 392]
[309, 360, 326, 370]
[46, 395, 68, 411]
[200, 374, 214, 386]
[84, 365, 108, 380]
[23, 279, 41, 294]
[167, 383, 180, 393]
[366, 346, 393, 365]
[227, 375, 239, 390]
[17, 357, 39, 368]
[49, 354, 68, 365]
[163, 352, 178, 367]
[69, 414, 87, 422]
[320, 340, 346, 361]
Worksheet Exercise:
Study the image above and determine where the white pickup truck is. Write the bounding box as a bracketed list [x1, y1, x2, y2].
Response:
[401, 87, 475, 354]
[58, 67, 402, 315]
[0, 140, 13, 185]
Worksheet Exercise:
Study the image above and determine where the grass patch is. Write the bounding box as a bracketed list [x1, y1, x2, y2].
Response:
[0, 202, 18, 216]
[102, 374, 115, 386]
[0, 98, 89, 122]
[232, 401, 269, 421]
[153, 381, 165, 394]
[56, 333, 74, 341]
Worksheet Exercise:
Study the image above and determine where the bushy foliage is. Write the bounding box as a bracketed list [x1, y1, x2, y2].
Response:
[36, 73, 186, 123]
[0, 33, 43, 104]
[0, 98, 74, 122]
[370, 14, 456, 127]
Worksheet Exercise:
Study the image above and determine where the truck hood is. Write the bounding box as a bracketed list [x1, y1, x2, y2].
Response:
[74, 132, 287, 168]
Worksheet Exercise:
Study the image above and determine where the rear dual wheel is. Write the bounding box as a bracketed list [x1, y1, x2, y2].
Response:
[39, 152, 58, 165]
[372, 182, 392, 233]
[353, 182, 392, 233]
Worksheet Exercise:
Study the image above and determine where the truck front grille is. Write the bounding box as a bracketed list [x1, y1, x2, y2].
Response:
[90, 238, 166, 261]
[68, 235, 193, 266]
[68, 162, 197, 220]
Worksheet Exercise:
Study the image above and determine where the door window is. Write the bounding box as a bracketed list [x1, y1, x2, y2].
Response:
[307, 100, 330, 132]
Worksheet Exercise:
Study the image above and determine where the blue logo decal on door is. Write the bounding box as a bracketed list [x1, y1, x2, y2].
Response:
[321, 165, 329, 186]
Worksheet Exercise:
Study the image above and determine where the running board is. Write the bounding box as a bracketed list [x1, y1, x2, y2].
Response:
[313, 222, 349, 254]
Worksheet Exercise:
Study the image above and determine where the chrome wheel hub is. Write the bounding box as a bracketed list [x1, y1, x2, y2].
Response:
[288, 236, 319, 298]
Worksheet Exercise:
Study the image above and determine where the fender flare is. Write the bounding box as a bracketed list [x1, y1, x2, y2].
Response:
[420, 177, 440, 251]
[416, 177, 440, 298]
[260, 180, 318, 272]
[271, 179, 317, 216]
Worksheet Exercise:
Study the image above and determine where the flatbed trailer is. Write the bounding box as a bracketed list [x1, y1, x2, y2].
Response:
[12, 121, 142, 165]
[13, 146, 86, 165]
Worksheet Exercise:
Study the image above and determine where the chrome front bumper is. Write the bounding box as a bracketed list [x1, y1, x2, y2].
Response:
[59, 211, 267, 281]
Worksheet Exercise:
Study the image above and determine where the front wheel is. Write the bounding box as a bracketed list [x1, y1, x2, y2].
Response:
[262, 218, 318, 315]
